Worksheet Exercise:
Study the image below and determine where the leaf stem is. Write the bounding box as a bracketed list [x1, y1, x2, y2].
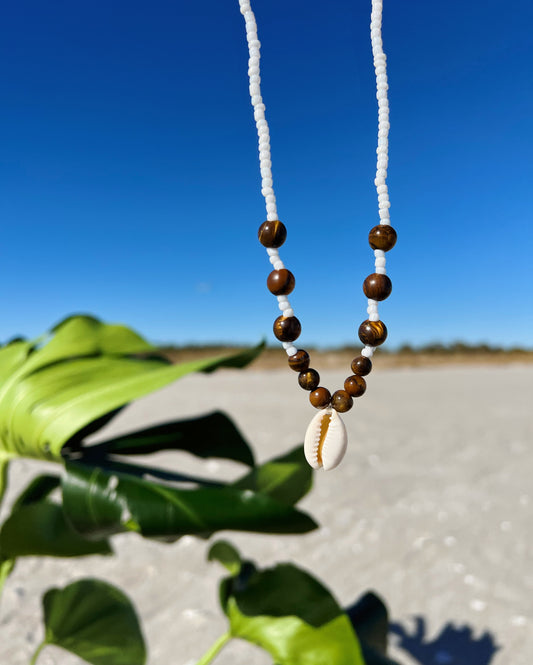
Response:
[195, 631, 231, 665]
[29, 641, 46, 665]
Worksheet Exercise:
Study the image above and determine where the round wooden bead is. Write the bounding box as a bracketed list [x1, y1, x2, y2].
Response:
[267, 269, 295, 296]
[344, 375, 367, 397]
[298, 369, 320, 391]
[331, 390, 353, 413]
[288, 349, 310, 372]
[368, 224, 397, 251]
[258, 220, 287, 248]
[273, 315, 301, 342]
[358, 320, 388, 346]
[363, 273, 392, 301]
[309, 387, 331, 409]
[351, 355, 372, 376]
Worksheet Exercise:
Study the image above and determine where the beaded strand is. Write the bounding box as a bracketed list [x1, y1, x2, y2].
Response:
[239, 0, 397, 416]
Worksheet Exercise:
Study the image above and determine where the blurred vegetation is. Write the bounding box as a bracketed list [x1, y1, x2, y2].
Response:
[160, 341, 533, 370]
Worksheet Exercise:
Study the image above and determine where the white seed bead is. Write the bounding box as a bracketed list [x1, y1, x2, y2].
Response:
[361, 346, 375, 358]
[369, 313, 380, 322]
[273, 260, 284, 271]
[284, 308, 294, 317]
[266, 248, 279, 257]
[376, 266, 387, 275]
[375, 257, 386, 268]
[285, 345, 298, 356]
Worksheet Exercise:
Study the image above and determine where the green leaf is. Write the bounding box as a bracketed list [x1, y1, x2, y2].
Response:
[11, 473, 60, 511]
[0, 502, 112, 558]
[41, 578, 146, 665]
[208, 540, 242, 576]
[0, 338, 34, 384]
[227, 602, 364, 665]
[91, 411, 255, 467]
[0, 315, 263, 462]
[0, 452, 11, 506]
[233, 445, 312, 505]
[0, 555, 15, 595]
[62, 461, 317, 541]
[211, 546, 364, 665]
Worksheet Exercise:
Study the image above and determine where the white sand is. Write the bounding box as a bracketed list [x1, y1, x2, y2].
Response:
[0, 365, 531, 664]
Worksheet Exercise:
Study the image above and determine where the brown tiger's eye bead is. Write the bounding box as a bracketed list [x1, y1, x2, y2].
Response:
[358, 320, 388, 346]
[368, 224, 397, 251]
[331, 390, 353, 413]
[273, 315, 301, 342]
[363, 273, 392, 301]
[288, 349, 310, 372]
[310, 387, 331, 409]
[298, 369, 320, 391]
[267, 269, 295, 296]
[258, 220, 287, 248]
[344, 375, 367, 397]
[351, 355, 372, 376]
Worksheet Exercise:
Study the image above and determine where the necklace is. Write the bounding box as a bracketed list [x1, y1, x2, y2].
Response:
[238, 0, 397, 470]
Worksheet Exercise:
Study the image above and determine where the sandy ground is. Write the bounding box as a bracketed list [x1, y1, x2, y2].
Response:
[0, 364, 531, 665]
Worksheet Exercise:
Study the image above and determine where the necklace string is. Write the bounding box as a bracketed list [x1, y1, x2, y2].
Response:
[238, 0, 393, 360]
[238, 0, 397, 467]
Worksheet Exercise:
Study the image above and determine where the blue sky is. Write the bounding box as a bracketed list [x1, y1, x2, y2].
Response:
[0, 0, 531, 349]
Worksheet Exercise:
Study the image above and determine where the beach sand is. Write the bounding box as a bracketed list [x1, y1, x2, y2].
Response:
[0, 364, 531, 664]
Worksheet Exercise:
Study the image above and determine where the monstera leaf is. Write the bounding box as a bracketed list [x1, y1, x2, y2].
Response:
[206, 542, 365, 665]
[82, 411, 255, 468]
[0, 315, 263, 464]
[60, 446, 316, 540]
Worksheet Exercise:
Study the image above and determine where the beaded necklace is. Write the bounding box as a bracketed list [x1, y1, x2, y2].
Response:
[238, 0, 397, 470]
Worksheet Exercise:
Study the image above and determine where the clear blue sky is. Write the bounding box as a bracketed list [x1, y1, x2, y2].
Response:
[1, 0, 531, 349]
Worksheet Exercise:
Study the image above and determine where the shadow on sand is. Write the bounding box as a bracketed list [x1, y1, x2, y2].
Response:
[390, 616, 499, 665]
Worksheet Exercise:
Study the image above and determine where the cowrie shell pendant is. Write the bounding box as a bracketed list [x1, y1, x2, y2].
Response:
[304, 408, 347, 471]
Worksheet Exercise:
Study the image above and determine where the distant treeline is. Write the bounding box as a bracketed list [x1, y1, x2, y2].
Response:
[160, 342, 532, 355]
[338, 342, 532, 355]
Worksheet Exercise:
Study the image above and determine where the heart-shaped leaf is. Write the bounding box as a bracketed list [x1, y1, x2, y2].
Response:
[61, 461, 317, 541]
[210, 543, 365, 665]
[0, 315, 263, 462]
[208, 540, 242, 576]
[40, 578, 146, 665]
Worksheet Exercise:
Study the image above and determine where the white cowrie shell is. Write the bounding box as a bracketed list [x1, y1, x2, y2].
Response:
[304, 408, 347, 471]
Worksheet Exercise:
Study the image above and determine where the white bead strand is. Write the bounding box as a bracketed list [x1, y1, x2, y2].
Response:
[361, 0, 393, 358]
[239, 0, 297, 352]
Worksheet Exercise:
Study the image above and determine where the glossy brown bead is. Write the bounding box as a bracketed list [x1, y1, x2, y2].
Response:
[258, 220, 287, 248]
[273, 315, 301, 342]
[267, 269, 295, 296]
[368, 224, 397, 251]
[288, 349, 310, 372]
[344, 375, 367, 397]
[351, 355, 372, 376]
[309, 387, 331, 409]
[331, 390, 353, 413]
[358, 319, 388, 346]
[298, 369, 320, 391]
[363, 273, 392, 301]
